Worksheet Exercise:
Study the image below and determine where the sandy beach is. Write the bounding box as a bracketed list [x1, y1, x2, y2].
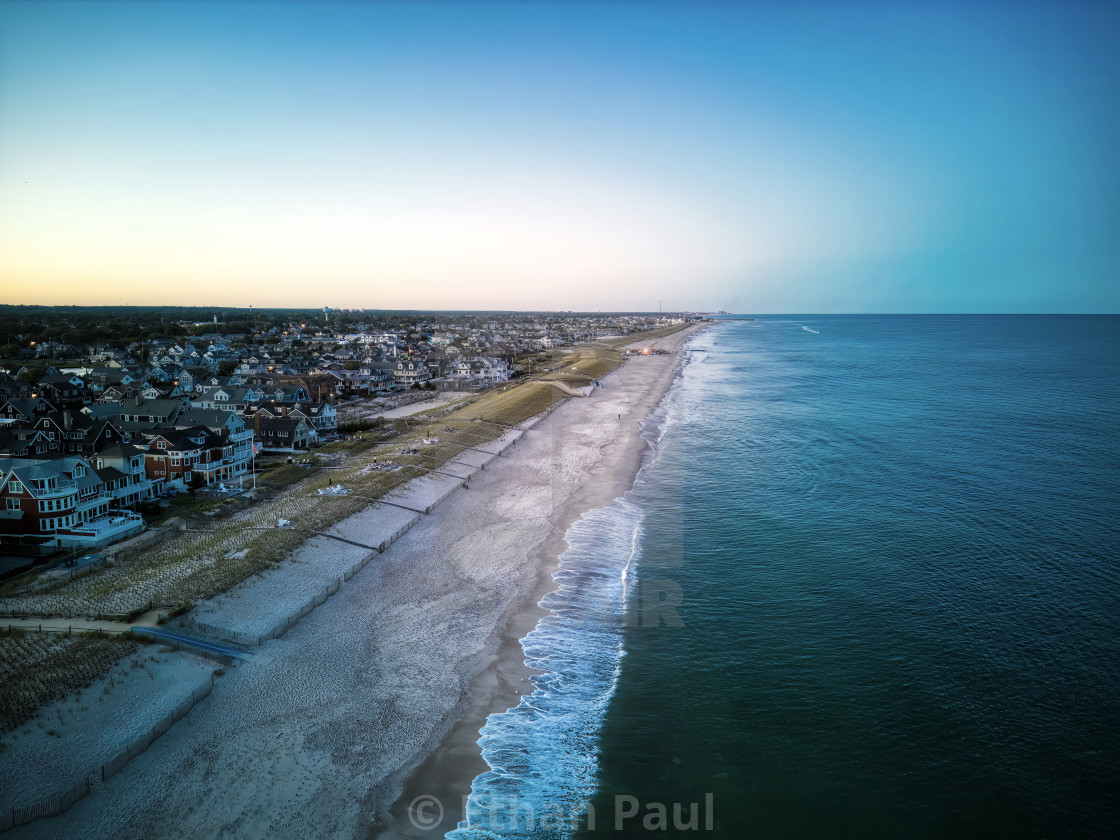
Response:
[10, 325, 702, 840]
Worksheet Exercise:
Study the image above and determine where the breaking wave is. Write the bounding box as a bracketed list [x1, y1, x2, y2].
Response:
[446, 498, 645, 839]
[446, 337, 699, 840]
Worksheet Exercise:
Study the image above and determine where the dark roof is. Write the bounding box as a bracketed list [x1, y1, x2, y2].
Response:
[1, 397, 54, 417]
[175, 408, 244, 431]
[96, 443, 145, 458]
[146, 425, 223, 449]
[94, 466, 126, 482]
[256, 415, 307, 432]
[39, 373, 82, 386]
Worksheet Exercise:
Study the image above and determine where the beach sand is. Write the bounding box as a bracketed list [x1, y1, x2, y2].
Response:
[11, 325, 701, 840]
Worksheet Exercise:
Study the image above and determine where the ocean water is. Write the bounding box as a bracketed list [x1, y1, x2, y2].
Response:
[453, 315, 1120, 840]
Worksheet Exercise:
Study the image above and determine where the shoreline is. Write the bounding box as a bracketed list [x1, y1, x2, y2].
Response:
[9, 324, 705, 840]
[371, 325, 704, 838]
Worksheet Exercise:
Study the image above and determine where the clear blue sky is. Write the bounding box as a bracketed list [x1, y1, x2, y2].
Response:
[1, 0, 1116, 312]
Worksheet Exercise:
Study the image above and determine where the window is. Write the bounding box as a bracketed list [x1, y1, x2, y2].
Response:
[171, 457, 180, 466]
[7, 481, 21, 493]
[5, 498, 19, 511]
[74, 465, 85, 477]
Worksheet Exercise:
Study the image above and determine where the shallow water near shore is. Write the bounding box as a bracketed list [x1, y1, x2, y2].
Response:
[581, 315, 1120, 839]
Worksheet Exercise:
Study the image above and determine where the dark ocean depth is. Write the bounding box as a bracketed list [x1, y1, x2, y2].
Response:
[584, 315, 1120, 839]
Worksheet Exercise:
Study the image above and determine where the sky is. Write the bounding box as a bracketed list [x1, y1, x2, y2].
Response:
[0, 0, 1117, 313]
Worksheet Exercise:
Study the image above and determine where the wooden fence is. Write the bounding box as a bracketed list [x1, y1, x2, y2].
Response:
[0, 671, 217, 833]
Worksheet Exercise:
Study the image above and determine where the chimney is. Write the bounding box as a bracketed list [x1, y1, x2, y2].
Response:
[282, 405, 289, 417]
[63, 410, 72, 431]
[254, 411, 261, 438]
[134, 393, 141, 407]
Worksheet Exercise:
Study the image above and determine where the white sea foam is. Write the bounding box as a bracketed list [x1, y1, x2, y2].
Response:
[446, 499, 644, 839]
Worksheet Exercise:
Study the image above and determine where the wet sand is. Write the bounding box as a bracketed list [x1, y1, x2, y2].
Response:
[371, 328, 701, 838]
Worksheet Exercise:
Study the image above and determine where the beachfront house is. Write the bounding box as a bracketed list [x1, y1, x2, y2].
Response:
[0, 457, 145, 552]
[393, 359, 432, 388]
[140, 426, 242, 489]
[253, 414, 314, 452]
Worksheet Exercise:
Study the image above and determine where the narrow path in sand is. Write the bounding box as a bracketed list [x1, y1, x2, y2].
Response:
[2, 608, 162, 634]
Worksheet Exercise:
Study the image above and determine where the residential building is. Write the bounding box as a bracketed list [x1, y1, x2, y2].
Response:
[0, 457, 144, 550]
[254, 414, 314, 452]
[140, 426, 245, 489]
[92, 444, 160, 507]
[393, 359, 432, 388]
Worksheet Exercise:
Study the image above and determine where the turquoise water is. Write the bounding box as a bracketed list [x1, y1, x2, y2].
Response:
[451, 315, 1120, 839]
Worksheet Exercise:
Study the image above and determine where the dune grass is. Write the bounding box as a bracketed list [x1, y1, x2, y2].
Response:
[0, 631, 141, 735]
[602, 321, 688, 348]
[448, 381, 567, 426]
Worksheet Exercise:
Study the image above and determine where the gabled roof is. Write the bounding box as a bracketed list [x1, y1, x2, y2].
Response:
[90, 398, 184, 419]
[94, 466, 126, 483]
[0, 397, 57, 417]
[144, 425, 223, 451]
[175, 408, 245, 431]
[96, 442, 145, 459]
[0, 425, 53, 457]
[36, 410, 97, 433]
[256, 415, 309, 432]
[38, 373, 84, 386]
[1, 455, 101, 494]
[85, 403, 125, 420]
